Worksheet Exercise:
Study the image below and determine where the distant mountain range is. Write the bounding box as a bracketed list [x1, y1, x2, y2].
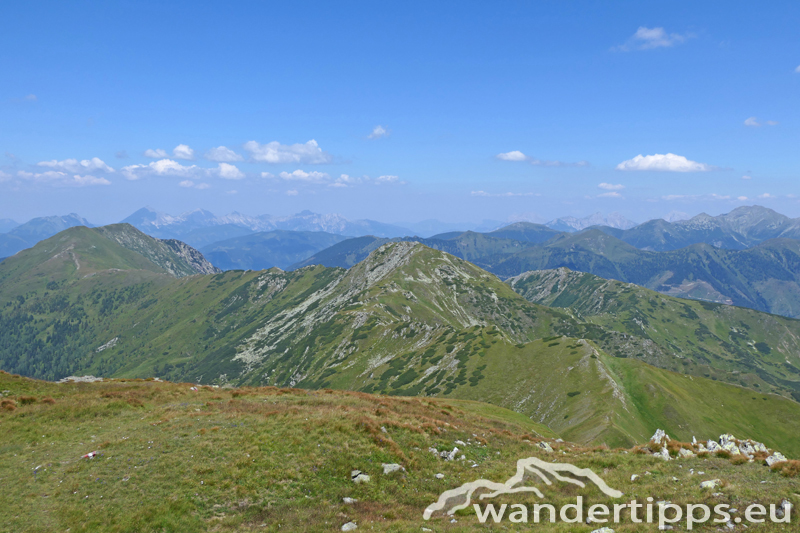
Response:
[121, 207, 414, 243]
[544, 211, 638, 232]
[0, 213, 93, 258]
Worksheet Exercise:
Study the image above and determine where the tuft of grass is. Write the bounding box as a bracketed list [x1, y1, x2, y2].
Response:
[770, 460, 800, 478]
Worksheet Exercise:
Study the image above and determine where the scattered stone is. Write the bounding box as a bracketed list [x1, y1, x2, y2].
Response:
[555, 438, 564, 443]
[706, 440, 721, 453]
[656, 446, 671, 461]
[537, 441, 554, 453]
[679, 448, 695, 458]
[382, 463, 403, 475]
[765, 452, 787, 467]
[590, 527, 615, 533]
[630, 474, 639, 482]
[700, 479, 721, 489]
[738, 441, 756, 456]
[440, 447, 459, 461]
[351, 470, 370, 484]
[341, 521, 357, 531]
[659, 526, 673, 531]
[342, 497, 357, 504]
[454, 440, 466, 446]
[697, 442, 707, 452]
[380, 426, 387, 434]
[435, 473, 444, 479]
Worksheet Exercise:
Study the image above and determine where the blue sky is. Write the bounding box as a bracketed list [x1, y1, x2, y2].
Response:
[1, 1, 799, 225]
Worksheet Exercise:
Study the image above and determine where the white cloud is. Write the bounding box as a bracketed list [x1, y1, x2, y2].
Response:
[277, 170, 331, 183]
[179, 179, 210, 190]
[598, 191, 623, 198]
[260, 172, 275, 179]
[18, 170, 110, 187]
[368, 125, 390, 139]
[375, 175, 400, 184]
[471, 190, 535, 197]
[0, 170, 10, 182]
[598, 183, 625, 190]
[243, 139, 332, 164]
[616, 153, 716, 172]
[216, 163, 245, 180]
[121, 158, 200, 180]
[738, 196, 748, 201]
[741, 175, 752, 180]
[144, 148, 168, 158]
[286, 189, 298, 196]
[37, 157, 114, 173]
[205, 146, 243, 162]
[496, 150, 528, 161]
[173, 144, 195, 160]
[662, 193, 731, 201]
[796, 65, 800, 73]
[225, 190, 238, 195]
[330, 174, 364, 187]
[25, 94, 37, 101]
[496, 150, 589, 167]
[744, 117, 779, 127]
[758, 193, 774, 199]
[615, 27, 691, 51]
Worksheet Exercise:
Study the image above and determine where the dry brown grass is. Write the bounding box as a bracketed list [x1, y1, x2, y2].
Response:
[730, 455, 749, 465]
[18, 395, 37, 405]
[770, 460, 800, 477]
[41, 396, 56, 404]
[1, 398, 16, 411]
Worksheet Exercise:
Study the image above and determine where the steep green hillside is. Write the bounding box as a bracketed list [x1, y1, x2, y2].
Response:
[200, 229, 347, 270]
[508, 268, 800, 401]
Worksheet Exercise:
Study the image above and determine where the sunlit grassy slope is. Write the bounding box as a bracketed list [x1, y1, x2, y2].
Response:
[1, 372, 798, 533]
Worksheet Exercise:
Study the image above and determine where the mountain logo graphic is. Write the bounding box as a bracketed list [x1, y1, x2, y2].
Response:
[424, 456, 623, 519]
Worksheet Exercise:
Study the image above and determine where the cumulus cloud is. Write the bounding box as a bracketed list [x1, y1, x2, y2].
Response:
[121, 159, 200, 180]
[0, 170, 12, 182]
[599, 183, 625, 190]
[496, 150, 528, 162]
[144, 148, 168, 159]
[277, 170, 331, 183]
[742, 175, 752, 180]
[796, 65, 800, 73]
[37, 157, 114, 173]
[205, 146, 243, 162]
[496, 150, 589, 167]
[368, 125, 390, 139]
[738, 196, 748, 201]
[745, 117, 779, 127]
[598, 191, 623, 198]
[757, 193, 774, 199]
[471, 190, 535, 197]
[172, 144, 195, 160]
[179, 180, 210, 189]
[615, 27, 691, 51]
[375, 175, 400, 184]
[286, 189, 298, 196]
[18, 170, 110, 187]
[216, 163, 245, 180]
[616, 153, 717, 172]
[244, 139, 332, 164]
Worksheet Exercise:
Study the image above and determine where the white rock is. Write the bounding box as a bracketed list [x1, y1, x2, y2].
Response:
[700, 479, 721, 489]
[454, 440, 466, 446]
[721, 441, 741, 455]
[441, 447, 459, 461]
[351, 470, 371, 484]
[537, 441, 554, 453]
[738, 441, 756, 456]
[435, 473, 444, 479]
[765, 452, 787, 467]
[679, 448, 695, 458]
[656, 446, 671, 461]
[706, 440, 721, 452]
[381, 463, 403, 475]
[630, 474, 639, 482]
[590, 528, 615, 533]
[341, 522, 357, 531]
[697, 442, 707, 452]
[659, 526, 673, 531]
[343, 497, 357, 504]
[651, 429, 670, 445]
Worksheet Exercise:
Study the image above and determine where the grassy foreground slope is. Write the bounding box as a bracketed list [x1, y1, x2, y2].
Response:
[508, 268, 800, 401]
[1, 372, 798, 533]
